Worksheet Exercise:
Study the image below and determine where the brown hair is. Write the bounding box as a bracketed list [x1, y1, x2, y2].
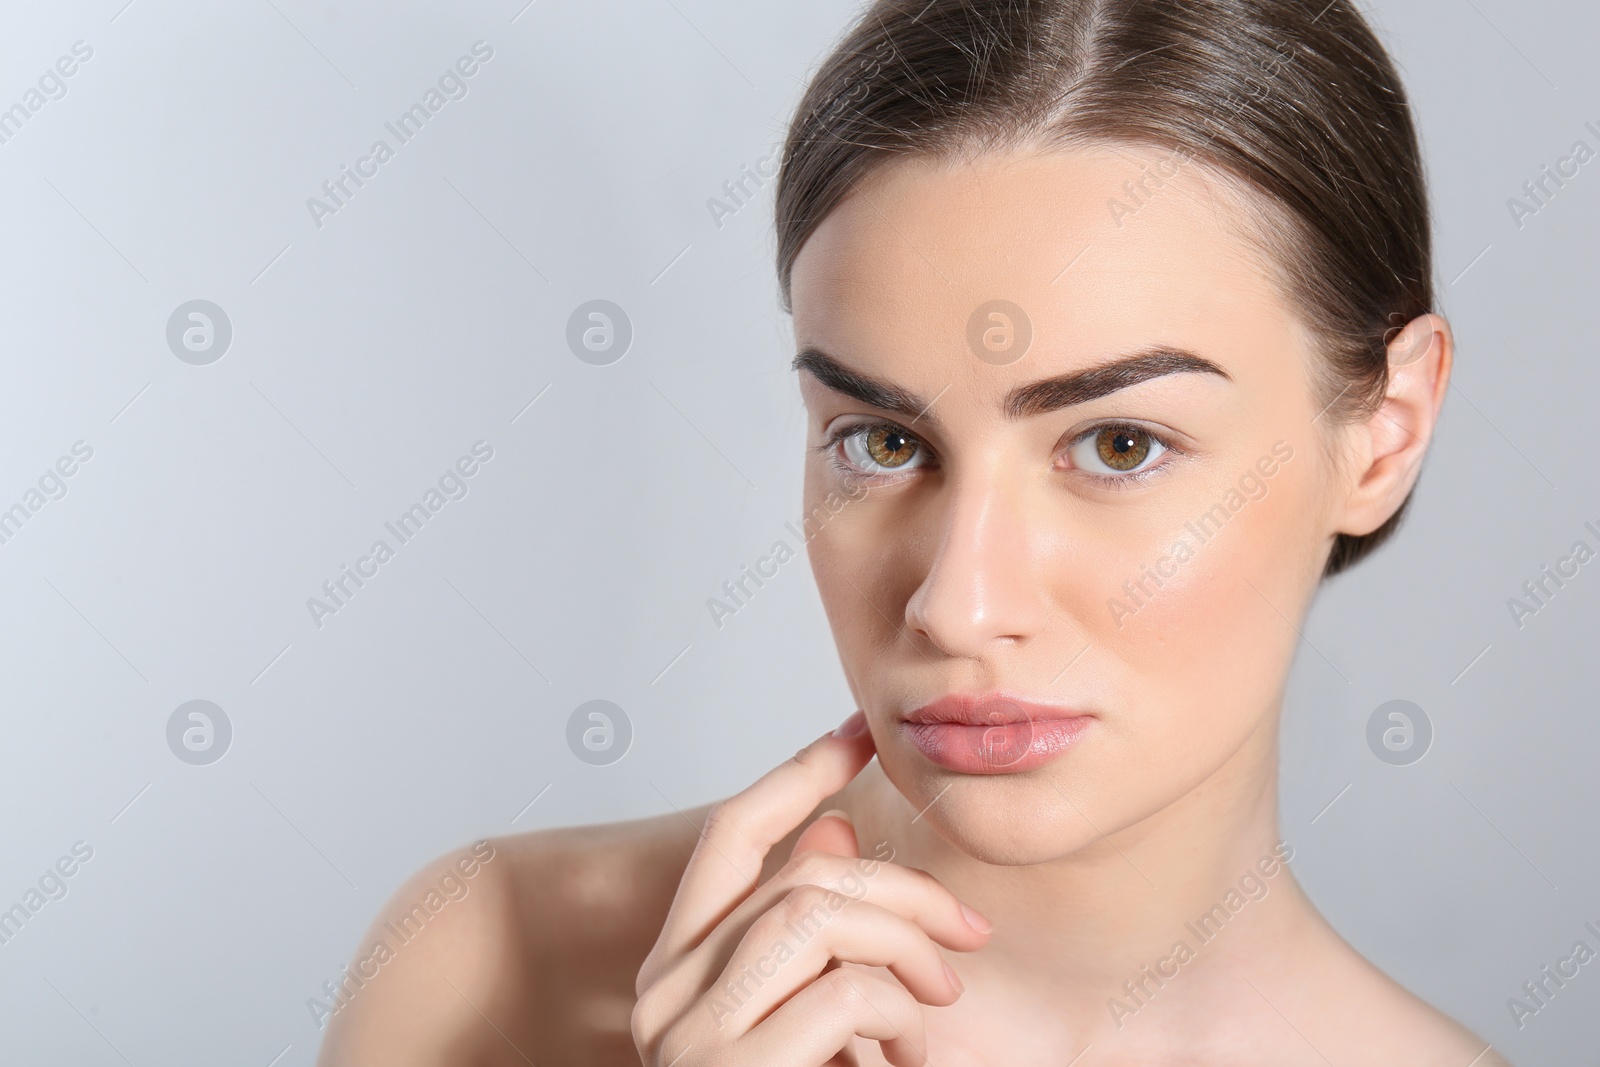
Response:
[774, 0, 1434, 577]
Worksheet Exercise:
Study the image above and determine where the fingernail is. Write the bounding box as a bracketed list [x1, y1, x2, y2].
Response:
[832, 710, 868, 738]
[942, 958, 964, 995]
[960, 902, 993, 934]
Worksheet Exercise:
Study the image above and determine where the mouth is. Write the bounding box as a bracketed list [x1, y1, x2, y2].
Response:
[900, 692, 1094, 774]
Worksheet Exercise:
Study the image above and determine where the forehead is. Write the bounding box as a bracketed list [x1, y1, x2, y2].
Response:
[789, 144, 1302, 392]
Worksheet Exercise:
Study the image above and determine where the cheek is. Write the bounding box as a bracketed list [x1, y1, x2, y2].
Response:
[801, 474, 896, 649]
[1077, 464, 1318, 752]
[808, 527, 895, 644]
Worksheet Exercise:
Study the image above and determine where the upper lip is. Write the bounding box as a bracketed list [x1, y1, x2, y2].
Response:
[903, 692, 1091, 725]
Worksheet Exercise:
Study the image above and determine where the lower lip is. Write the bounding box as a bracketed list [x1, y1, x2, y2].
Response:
[901, 716, 1093, 774]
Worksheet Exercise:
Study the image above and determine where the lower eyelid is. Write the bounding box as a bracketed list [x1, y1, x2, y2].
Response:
[1084, 450, 1179, 487]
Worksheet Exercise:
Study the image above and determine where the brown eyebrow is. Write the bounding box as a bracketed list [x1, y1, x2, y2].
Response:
[790, 345, 1232, 426]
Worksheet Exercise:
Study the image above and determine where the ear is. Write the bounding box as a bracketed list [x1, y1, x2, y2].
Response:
[1333, 312, 1453, 538]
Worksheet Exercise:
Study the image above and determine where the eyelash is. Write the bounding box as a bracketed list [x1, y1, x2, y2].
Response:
[812, 419, 1186, 489]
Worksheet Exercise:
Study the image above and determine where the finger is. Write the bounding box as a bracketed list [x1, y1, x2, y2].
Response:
[791, 809, 860, 860]
[651, 845, 991, 1007]
[706, 890, 960, 1038]
[737, 846, 996, 956]
[652, 713, 875, 964]
[737, 967, 929, 1067]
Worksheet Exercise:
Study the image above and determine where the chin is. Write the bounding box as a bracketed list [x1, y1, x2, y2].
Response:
[881, 754, 1117, 866]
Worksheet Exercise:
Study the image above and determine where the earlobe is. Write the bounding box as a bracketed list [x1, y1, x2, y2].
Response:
[1333, 312, 1453, 538]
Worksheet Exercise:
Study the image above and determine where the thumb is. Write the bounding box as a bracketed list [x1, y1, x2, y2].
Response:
[791, 808, 859, 860]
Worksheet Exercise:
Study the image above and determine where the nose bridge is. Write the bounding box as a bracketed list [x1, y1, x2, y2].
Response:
[904, 458, 1049, 655]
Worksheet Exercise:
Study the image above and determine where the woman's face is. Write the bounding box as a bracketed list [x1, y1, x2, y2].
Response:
[790, 144, 1348, 865]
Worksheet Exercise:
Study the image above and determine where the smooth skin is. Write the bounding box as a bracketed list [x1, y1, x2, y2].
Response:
[316, 145, 1508, 1066]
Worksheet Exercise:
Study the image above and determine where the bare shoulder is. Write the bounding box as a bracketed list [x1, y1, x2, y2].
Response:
[314, 806, 709, 1067]
[1344, 973, 1509, 1067]
[1299, 927, 1511, 1067]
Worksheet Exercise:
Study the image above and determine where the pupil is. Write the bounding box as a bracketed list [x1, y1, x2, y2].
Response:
[1113, 432, 1134, 453]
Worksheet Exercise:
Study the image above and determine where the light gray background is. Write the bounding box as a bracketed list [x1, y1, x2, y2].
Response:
[0, 0, 1593, 1063]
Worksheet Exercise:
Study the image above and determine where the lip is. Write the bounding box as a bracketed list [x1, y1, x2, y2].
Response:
[900, 693, 1093, 774]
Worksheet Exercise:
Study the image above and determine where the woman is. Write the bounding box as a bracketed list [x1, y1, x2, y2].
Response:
[318, 0, 1507, 1063]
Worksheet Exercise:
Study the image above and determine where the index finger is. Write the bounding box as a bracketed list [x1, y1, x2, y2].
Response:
[654, 712, 875, 962]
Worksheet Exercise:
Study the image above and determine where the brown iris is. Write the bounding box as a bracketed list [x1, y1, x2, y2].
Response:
[1095, 426, 1151, 471]
[864, 425, 919, 469]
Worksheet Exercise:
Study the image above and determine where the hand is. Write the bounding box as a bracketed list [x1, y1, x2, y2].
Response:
[630, 711, 993, 1066]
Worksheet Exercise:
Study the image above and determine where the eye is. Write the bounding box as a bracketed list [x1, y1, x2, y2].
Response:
[829, 422, 928, 477]
[1065, 424, 1169, 478]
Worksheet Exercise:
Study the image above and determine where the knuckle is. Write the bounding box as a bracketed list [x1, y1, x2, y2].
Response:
[630, 986, 667, 1042]
[899, 863, 959, 910]
[823, 967, 869, 1010]
[859, 974, 918, 1024]
[657, 1017, 700, 1063]
[784, 848, 841, 884]
[898, 862, 944, 894]
[699, 800, 737, 839]
[643, 1011, 718, 1067]
[791, 734, 831, 767]
[779, 883, 839, 925]
[635, 951, 664, 998]
[629, 996, 657, 1049]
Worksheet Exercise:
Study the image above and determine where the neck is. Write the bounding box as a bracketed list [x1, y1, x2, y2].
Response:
[838, 715, 1322, 1038]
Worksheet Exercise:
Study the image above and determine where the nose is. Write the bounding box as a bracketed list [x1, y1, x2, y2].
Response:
[903, 469, 1053, 659]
